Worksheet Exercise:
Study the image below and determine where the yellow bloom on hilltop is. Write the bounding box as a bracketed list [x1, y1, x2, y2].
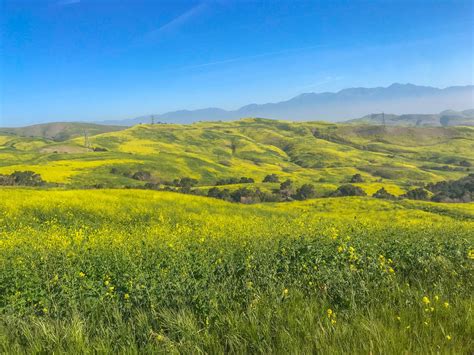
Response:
[422, 296, 430, 305]
[444, 302, 450, 308]
[79, 272, 85, 278]
[283, 288, 289, 296]
[446, 335, 452, 341]
[124, 293, 130, 300]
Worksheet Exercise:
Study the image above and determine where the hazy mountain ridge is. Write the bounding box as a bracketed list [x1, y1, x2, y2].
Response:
[347, 109, 474, 127]
[99, 83, 474, 125]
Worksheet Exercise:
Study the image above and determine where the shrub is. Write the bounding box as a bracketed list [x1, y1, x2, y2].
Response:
[144, 182, 160, 190]
[216, 177, 240, 185]
[427, 174, 473, 203]
[350, 174, 364, 183]
[215, 177, 254, 186]
[0, 171, 45, 186]
[231, 188, 260, 203]
[207, 187, 232, 201]
[294, 184, 316, 200]
[132, 171, 152, 181]
[330, 184, 367, 197]
[373, 187, 396, 200]
[263, 174, 279, 183]
[239, 177, 254, 184]
[179, 177, 199, 188]
[172, 177, 199, 188]
[278, 179, 294, 200]
[402, 187, 430, 201]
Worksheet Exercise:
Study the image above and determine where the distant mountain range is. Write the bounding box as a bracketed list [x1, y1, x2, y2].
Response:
[99, 83, 474, 125]
[347, 109, 474, 127]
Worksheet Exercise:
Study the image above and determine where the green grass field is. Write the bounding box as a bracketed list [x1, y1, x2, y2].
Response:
[1, 189, 473, 353]
[1, 119, 472, 192]
[1, 120, 473, 352]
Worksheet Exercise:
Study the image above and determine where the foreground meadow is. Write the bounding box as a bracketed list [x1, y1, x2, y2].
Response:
[1, 189, 473, 353]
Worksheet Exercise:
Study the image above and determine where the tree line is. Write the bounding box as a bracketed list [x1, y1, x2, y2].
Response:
[3, 169, 472, 204]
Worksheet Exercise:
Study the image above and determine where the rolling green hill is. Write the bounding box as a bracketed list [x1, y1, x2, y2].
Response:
[0, 122, 126, 142]
[346, 109, 474, 127]
[0, 118, 472, 195]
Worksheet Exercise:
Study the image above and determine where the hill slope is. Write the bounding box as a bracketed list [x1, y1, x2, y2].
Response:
[1, 119, 472, 195]
[0, 122, 126, 141]
[1, 188, 473, 352]
[347, 109, 474, 127]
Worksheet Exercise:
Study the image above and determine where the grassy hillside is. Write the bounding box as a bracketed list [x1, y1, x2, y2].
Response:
[0, 122, 126, 142]
[1, 189, 472, 352]
[347, 109, 474, 127]
[0, 119, 472, 195]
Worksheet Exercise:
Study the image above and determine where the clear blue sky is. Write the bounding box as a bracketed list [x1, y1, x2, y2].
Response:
[1, 0, 473, 126]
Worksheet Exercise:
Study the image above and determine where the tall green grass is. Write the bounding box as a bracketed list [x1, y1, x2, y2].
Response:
[1, 190, 473, 353]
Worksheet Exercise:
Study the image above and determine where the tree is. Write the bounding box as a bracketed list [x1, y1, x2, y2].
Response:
[132, 171, 152, 181]
[330, 184, 367, 197]
[426, 174, 473, 203]
[373, 187, 396, 200]
[239, 177, 254, 183]
[0, 174, 14, 186]
[231, 188, 256, 203]
[440, 115, 451, 127]
[263, 174, 279, 183]
[178, 177, 198, 188]
[215, 177, 254, 185]
[230, 138, 239, 154]
[277, 179, 294, 200]
[402, 187, 430, 201]
[350, 174, 364, 183]
[11, 171, 45, 186]
[280, 179, 293, 190]
[207, 187, 232, 201]
[294, 184, 316, 200]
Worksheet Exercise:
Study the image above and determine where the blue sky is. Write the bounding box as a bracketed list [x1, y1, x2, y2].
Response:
[1, 0, 473, 126]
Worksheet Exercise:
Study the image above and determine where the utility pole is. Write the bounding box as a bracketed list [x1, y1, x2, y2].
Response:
[151, 115, 155, 125]
[84, 129, 91, 151]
